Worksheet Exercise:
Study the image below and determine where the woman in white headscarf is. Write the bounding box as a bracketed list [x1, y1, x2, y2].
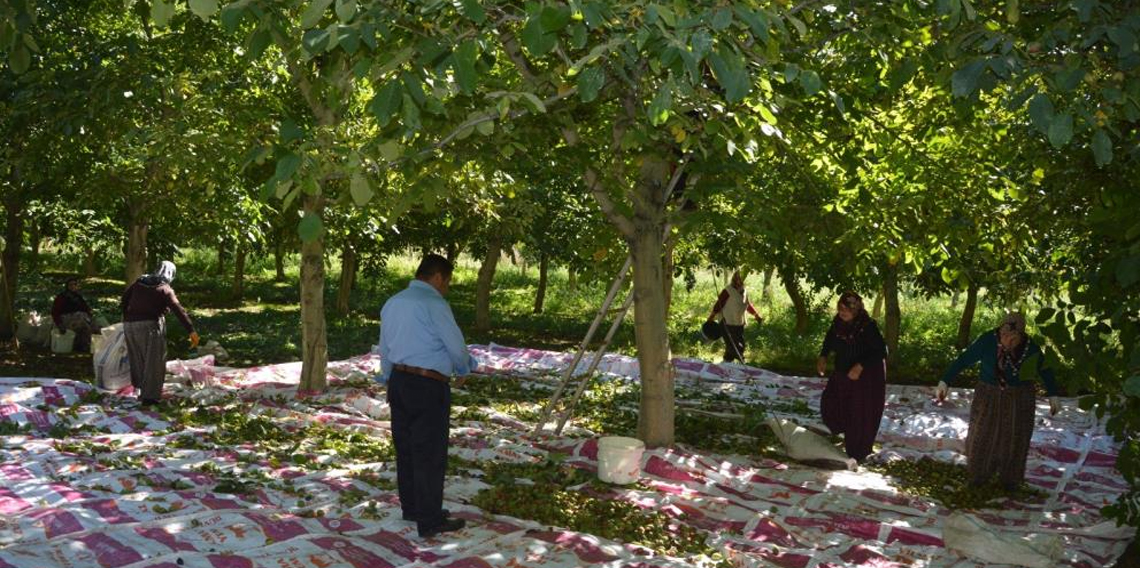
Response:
[121, 261, 199, 406]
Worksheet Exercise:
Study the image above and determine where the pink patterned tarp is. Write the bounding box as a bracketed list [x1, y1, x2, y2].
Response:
[0, 343, 1132, 568]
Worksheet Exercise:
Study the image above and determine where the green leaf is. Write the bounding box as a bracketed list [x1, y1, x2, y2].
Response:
[302, 28, 331, 53]
[734, 7, 769, 41]
[756, 103, 777, 125]
[540, 5, 572, 32]
[648, 80, 673, 126]
[247, 28, 271, 59]
[350, 173, 373, 206]
[1028, 93, 1054, 133]
[189, 0, 219, 20]
[8, 44, 29, 74]
[378, 140, 401, 161]
[476, 118, 494, 136]
[707, 49, 751, 103]
[786, 14, 807, 37]
[279, 119, 304, 143]
[799, 70, 822, 96]
[151, 0, 175, 28]
[369, 81, 403, 127]
[519, 92, 546, 113]
[710, 8, 732, 31]
[522, 15, 557, 56]
[1035, 307, 1056, 324]
[1092, 129, 1113, 166]
[577, 66, 605, 102]
[335, 0, 356, 23]
[301, 0, 334, 29]
[459, 0, 486, 24]
[1116, 254, 1140, 287]
[1047, 113, 1073, 147]
[950, 59, 986, 97]
[220, 3, 245, 33]
[275, 154, 302, 181]
[297, 212, 324, 243]
[401, 94, 421, 130]
[452, 40, 478, 94]
[1124, 375, 1140, 398]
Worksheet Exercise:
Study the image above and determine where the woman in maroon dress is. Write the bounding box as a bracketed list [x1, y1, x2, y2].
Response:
[816, 292, 888, 462]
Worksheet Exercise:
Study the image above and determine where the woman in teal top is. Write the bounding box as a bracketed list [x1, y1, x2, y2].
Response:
[936, 312, 1061, 490]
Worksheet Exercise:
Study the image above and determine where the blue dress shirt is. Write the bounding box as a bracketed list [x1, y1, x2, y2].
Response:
[377, 279, 476, 381]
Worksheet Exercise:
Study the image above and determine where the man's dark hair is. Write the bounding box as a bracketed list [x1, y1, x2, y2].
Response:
[415, 254, 454, 280]
[65, 277, 80, 286]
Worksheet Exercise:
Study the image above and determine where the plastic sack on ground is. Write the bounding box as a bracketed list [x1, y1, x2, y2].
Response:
[50, 329, 75, 353]
[767, 416, 857, 470]
[15, 312, 41, 342]
[943, 512, 1064, 568]
[195, 339, 230, 363]
[93, 324, 131, 391]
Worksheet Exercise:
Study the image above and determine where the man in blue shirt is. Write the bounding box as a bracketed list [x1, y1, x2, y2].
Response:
[378, 254, 476, 539]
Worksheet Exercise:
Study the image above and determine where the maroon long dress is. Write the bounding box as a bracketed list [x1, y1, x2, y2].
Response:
[818, 314, 888, 462]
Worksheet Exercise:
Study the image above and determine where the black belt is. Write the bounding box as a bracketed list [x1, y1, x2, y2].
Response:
[393, 364, 449, 383]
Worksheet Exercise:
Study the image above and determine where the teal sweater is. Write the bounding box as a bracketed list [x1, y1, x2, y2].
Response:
[941, 331, 1059, 396]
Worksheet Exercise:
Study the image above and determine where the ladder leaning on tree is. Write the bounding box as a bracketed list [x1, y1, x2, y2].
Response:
[533, 158, 691, 436]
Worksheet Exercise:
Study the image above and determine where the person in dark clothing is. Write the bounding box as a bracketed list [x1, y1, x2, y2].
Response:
[816, 291, 888, 462]
[121, 261, 199, 406]
[377, 254, 475, 539]
[706, 271, 763, 363]
[937, 312, 1060, 490]
[52, 278, 97, 352]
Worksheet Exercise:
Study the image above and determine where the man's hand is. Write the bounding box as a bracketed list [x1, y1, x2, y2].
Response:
[753, 315, 764, 325]
[935, 381, 949, 402]
[816, 356, 827, 377]
[847, 363, 863, 381]
[1049, 397, 1061, 416]
[189, 332, 200, 349]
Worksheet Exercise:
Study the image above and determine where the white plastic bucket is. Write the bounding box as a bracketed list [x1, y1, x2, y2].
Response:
[597, 436, 645, 485]
[51, 329, 76, 354]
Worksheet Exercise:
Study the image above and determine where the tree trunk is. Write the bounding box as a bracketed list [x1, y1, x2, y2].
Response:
[872, 292, 884, 319]
[533, 253, 548, 314]
[84, 245, 97, 278]
[950, 288, 961, 308]
[445, 242, 461, 265]
[232, 243, 246, 300]
[335, 243, 357, 316]
[475, 232, 502, 332]
[883, 262, 902, 369]
[567, 267, 577, 291]
[0, 196, 25, 340]
[215, 242, 228, 277]
[274, 237, 286, 282]
[125, 198, 148, 285]
[955, 283, 979, 350]
[629, 156, 675, 448]
[298, 194, 328, 393]
[780, 265, 809, 334]
[761, 267, 775, 304]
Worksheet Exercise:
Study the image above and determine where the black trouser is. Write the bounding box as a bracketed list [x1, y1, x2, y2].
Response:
[387, 369, 451, 533]
[722, 324, 745, 362]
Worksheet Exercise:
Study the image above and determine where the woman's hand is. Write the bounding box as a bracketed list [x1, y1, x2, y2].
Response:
[847, 363, 863, 381]
[816, 356, 827, 377]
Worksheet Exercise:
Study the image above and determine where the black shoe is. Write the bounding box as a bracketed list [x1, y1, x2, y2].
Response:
[403, 508, 449, 522]
[418, 517, 465, 539]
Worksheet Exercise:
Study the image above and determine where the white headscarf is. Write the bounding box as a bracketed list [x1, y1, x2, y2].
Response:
[153, 261, 176, 284]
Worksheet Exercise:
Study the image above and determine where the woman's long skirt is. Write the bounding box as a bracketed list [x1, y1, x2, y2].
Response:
[820, 360, 886, 462]
[124, 319, 166, 402]
[965, 382, 1036, 488]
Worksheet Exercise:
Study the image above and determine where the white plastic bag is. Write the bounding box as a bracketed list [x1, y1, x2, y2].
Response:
[767, 417, 856, 470]
[15, 312, 40, 342]
[93, 324, 131, 391]
[943, 512, 1063, 568]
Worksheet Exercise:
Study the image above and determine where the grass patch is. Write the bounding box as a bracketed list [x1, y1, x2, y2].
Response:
[867, 457, 1048, 510]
